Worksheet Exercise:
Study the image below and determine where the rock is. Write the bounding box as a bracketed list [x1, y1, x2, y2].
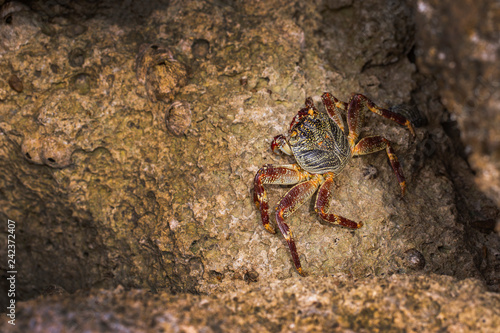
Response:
[404, 248, 426, 270]
[21, 133, 75, 168]
[414, 0, 500, 209]
[0, 0, 498, 331]
[166, 101, 191, 136]
[68, 47, 85, 67]
[8, 74, 23, 92]
[72, 73, 92, 95]
[0, 1, 41, 55]
[2, 274, 499, 332]
[135, 43, 188, 103]
[191, 38, 210, 59]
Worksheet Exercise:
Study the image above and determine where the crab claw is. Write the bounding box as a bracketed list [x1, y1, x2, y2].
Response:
[271, 135, 292, 155]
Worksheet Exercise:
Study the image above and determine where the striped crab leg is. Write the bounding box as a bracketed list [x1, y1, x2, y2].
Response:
[254, 164, 311, 233]
[275, 174, 323, 276]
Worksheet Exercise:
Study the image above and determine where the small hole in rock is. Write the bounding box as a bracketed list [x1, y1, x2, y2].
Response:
[47, 158, 56, 163]
[25, 152, 32, 159]
[5, 15, 13, 24]
[151, 45, 158, 50]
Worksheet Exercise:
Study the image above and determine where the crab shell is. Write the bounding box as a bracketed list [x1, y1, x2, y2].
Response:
[288, 111, 350, 175]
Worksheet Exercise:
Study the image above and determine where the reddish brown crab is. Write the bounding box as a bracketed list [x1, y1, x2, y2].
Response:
[254, 93, 415, 276]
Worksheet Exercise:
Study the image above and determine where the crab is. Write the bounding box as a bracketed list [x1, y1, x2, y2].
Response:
[254, 93, 415, 276]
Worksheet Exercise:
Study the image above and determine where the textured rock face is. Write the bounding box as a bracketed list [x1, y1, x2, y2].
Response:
[0, 0, 499, 331]
[0, 1, 41, 56]
[414, 0, 500, 208]
[3, 274, 500, 332]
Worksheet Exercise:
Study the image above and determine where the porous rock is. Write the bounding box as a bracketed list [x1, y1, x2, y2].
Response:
[414, 0, 500, 209]
[166, 101, 191, 136]
[135, 43, 188, 103]
[21, 133, 75, 168]
[0, 1, 41, 55]
[0, 0, 498, 331]
[3, 274, 499, 332]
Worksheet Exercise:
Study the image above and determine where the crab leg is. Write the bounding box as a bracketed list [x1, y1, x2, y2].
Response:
[353, 136, 406, 195]
[346, 94, 416, 148]
[254, 164, 311, 233]
[315, 173, 363, 229]
[321, 92, 346, 132]
[275, 174, 323, 276]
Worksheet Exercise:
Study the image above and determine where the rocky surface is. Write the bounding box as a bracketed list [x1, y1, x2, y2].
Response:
[414, 0, 500, 209]
[0, 0, 498, 331]
[4, 274, 500, 332]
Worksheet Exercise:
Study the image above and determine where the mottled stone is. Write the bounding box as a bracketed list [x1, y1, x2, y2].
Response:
[362, 164, 378, 180]
[0, 1, 41, 54]
[2, 274, 499, 332]
[404, 248, 426, 270]
[73, 73, 92, 95]
[191, 38, 210, 59]
[65, 23, 87, 38]
[145, 60, 188, 102]
[166, 101, 191, 136]
[7, 74, 23, 92]
[68, 47, 85, 67]
[0, 1, 498, 331]
[414, 0, 500, 209]
[135, 43, 188, 102]
[21, 133, 75, 168]
[135, 43, 174, 85]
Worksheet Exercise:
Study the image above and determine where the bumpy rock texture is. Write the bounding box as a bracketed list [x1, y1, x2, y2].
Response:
[7, 274, 500, 332]
[0, 0, 499, 331]
[415, 0, 500, 208]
